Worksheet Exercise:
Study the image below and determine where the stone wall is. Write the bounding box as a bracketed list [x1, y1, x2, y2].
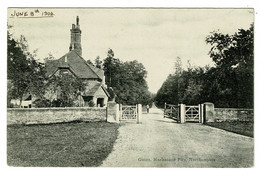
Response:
[7, 107, 107, 125]
[214, 108, 253, 122]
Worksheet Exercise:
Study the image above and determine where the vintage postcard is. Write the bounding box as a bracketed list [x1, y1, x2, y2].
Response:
[6, 8, 254, 168]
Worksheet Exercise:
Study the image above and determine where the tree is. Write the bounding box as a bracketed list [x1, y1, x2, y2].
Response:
[155, 57, 185, 107]
[114, 60, 150, 105]
[206, 24, 254, 108]
[86, 59, 94, 66]
[103, 48, 121, 87]
[155, 58, 210, 107]
[43, 52, 55, 63]
[107, 48, 114, 57]
[206, 25, 253, 69]
[174, 56, 183, 103]
[155, 24, 254, 108]
[94, 56, 102, 69]
[103, 49, 152, 105]
[7, 32, 46, 107]
[42, 74, 87, 107]
[181, 80, 202, 104]
[7, 80, 15, 107]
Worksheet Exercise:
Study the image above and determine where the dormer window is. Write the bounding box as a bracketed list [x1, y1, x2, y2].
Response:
[59, 68, 70, 75]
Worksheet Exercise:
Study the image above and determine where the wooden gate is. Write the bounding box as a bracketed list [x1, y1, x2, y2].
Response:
[120, 105, 137, 120]
[185, 105, 200, 122]
[164, 103, 180, 122]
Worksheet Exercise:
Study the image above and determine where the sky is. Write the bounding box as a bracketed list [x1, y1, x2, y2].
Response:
[7, 8, 254, 93]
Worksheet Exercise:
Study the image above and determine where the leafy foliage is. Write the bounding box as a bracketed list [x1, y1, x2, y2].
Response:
[206, 24, 254, 108]
[40, 74, 87, 107]
[155, 24, 253, 108]
[155, 62, 208, 107]
[102, 49, 152, 105]
[8, 27, 88, 108]
[94, 56, 103, 69]
[33, 74, 87, 108]
[33, 98, 52, 108]
[87, 100, 95, 107]
[7, 32, 46, 107]
[206, 25, 253, 68]
[86, 59, 94, 66]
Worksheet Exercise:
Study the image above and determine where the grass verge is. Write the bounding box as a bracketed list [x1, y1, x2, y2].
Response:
[7, 121, 119, 167]
[206, 121, 253, 138]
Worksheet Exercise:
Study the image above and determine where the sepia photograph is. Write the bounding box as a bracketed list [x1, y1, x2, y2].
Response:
[6, 7, 254, 168]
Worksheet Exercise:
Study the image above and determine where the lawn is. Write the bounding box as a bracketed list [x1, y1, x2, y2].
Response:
[7, 121, 119, 167]
[206, 121, 254, 138]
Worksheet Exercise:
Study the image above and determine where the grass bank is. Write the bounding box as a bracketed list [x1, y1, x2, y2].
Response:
[7, 121, 119, 167]
[206, 121, 253, 138]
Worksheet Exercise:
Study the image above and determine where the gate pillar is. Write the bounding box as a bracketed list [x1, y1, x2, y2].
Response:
[203, 102, 215, 123]
[200, 104, 204, 123]
[119, 104, 122, 120]
[137, 104, 142, 124]
[115, 104, 120, 123]
[107, 102, 120, 123]
[180, 104, 185, 123]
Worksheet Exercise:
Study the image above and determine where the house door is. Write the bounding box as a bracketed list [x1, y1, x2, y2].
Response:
[97, 98, 104, 107]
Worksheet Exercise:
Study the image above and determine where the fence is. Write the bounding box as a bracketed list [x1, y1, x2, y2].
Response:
[163, 102, 253, 124]
[119, 104, 142, 124]
[164, 103, 180, 122]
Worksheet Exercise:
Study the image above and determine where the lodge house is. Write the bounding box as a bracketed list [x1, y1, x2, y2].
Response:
[12, 16, 110, 108]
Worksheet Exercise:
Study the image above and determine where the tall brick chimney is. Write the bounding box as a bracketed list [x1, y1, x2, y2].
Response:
[69, 16, 82, 56]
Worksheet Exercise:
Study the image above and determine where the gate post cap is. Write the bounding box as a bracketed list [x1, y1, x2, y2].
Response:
[203, 102, 214, 105]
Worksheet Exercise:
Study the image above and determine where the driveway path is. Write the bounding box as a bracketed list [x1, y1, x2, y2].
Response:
[100, 107, 254, 167]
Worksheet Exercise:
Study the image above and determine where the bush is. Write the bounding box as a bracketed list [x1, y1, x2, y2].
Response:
[33, 98, 51, 108]
[51, 99, 63, 107]
[88, 100, 95, 107]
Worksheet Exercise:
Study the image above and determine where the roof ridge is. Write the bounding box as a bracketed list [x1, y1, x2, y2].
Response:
[61, 50, 74, 58]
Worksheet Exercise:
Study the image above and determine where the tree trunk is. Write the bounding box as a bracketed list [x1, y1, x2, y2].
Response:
[19, 96, 23, 108]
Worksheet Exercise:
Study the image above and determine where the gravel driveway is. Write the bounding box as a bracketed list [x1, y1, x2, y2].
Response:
[100, 107, 254, 167]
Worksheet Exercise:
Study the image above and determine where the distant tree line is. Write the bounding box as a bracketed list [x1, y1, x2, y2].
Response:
[155, 24, 254, 108]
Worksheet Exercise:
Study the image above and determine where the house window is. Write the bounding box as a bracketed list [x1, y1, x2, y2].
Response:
[60, 69, 69, 75]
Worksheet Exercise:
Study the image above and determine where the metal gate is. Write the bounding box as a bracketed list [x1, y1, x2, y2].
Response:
[185, 105, 200, 122]
[164, 103, 180, 122]
[120, 105, 137, 120]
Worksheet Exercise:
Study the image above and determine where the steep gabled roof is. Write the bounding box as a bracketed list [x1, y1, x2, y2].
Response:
[87, 63, 104, 79]
[84, 82, 110, 97]
[85, 83, 101, 96]
[45, 50, 104, 80]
